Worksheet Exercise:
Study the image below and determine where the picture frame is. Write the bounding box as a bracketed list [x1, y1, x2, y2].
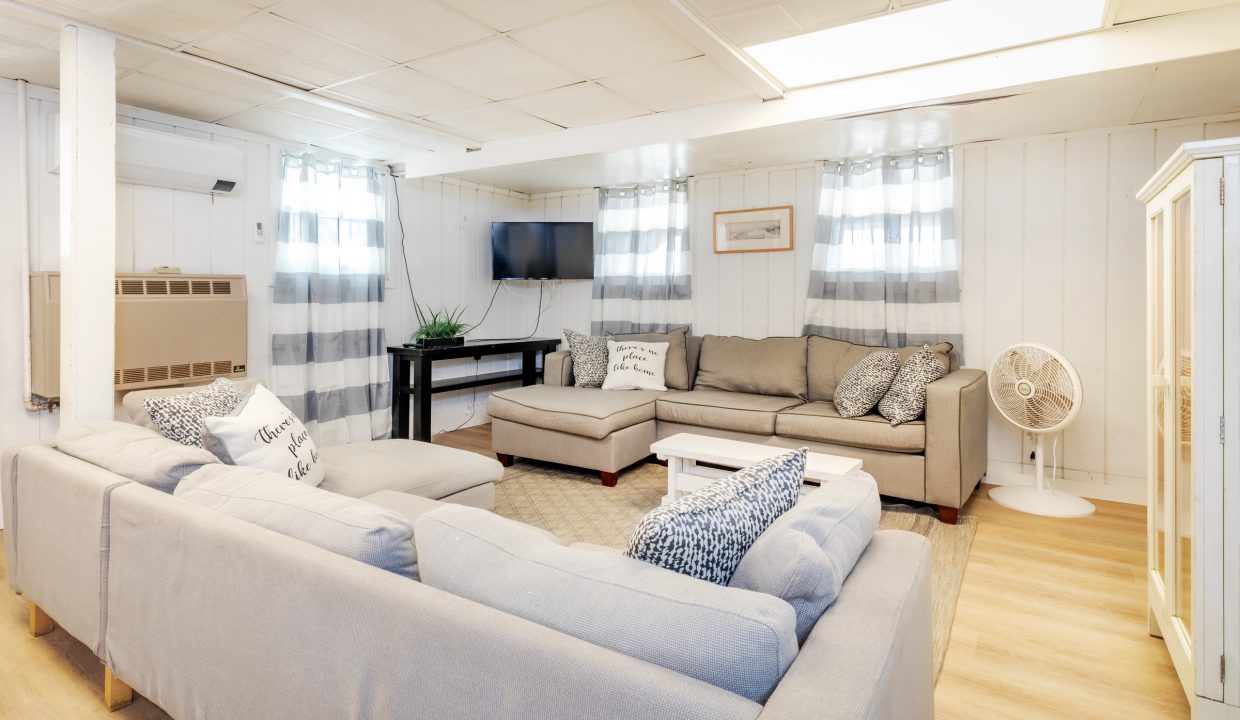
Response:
[712, 205, 795, 254]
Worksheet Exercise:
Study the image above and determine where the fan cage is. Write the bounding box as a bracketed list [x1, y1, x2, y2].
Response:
[988, 343, 1082, 433]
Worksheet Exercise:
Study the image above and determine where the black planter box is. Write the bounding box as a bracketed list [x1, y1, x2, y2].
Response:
[414, 336, 465, 349]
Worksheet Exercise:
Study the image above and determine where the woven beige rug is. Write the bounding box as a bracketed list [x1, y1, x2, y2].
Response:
[495, 460, 976, 682]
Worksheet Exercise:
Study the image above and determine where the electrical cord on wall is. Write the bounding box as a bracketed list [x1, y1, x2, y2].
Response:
[390, 171, 420, 315]
[471, 280, 548, 341]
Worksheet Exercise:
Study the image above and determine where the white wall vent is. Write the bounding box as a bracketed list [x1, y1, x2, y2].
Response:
[47, 115, 244, 195]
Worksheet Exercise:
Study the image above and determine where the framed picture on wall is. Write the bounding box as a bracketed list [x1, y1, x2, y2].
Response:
[712, 205, 794, 254]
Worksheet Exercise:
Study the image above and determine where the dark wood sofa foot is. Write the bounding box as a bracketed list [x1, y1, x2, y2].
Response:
[600, 471, 619, 487]
[496, 453, 514, 467]
[936, 505, 959, 525]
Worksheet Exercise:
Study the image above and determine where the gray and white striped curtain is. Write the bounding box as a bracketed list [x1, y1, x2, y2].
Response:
[804, 151, 962, 351]
[272, 153, 391, 446]
[591, 180, 692, 334]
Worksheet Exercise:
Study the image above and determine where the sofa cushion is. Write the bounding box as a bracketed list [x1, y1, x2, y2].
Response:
[143, 378, 246, 447]
[318, 438, 502, 501]
[564, 328, 609, 388]
[807, 336, 954, 402]
[55, 420, 218, 493]
[201, 384, 324, 486]
[656, 390, 803, 435]
[415, 504, 798, 704]
[611, 326, 690, 390]
[175, 464, 416, 577]
[122, 378, 261, 431]
[359, 490, 446, 579]
[775, 402, 925, 453]
[488, 385, 664, 439]
[626, 449, 806, 585]
[694, 335, 808, 400]
[729, 470, 881, 642]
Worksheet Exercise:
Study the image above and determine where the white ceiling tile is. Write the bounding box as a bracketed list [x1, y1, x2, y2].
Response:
[683, 0, 771, 17]
[424, 102, 561, 142]
[326, 66, 488, 117]
[117, 71, 264, 121]
[510, 2, 699, 79]
[0, 42, 58, 86]
[360, 121, 462, 153]
[192, 13, 391, 89]
[219, 104, 359, 144]
[504, 82, 649, 127]
[790, 0, 892, 29]
[0, 13, 58, 49]
[274, 0, 492, 64]
[1115, 0, 1236, 23]
[131, 58, 281, 105]
[445, 0, 606, 32]
[711, 5, 804, 47]
[411, 36, 579, 100]
[599, 56, 753, 111]
[269, 96, 382, 131]
[60, 0, 261, 46]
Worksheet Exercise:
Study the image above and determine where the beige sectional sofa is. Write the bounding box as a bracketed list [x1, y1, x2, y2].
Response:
[2, 434, 935, 720]
[489, 334, 988, 523]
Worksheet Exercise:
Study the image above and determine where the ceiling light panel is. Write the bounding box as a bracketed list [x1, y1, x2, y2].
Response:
[599, 56, 753, 111]
[274, 0, 492, 64]
[327, 66, 489, 118]
[504, 82, 650, 127]
[411, 36, 579, 101]
[510, 2, 699, 79]
[746, 0, 1108, 88]
[192, 13, 390, 89]
[424, 102, 561, 142]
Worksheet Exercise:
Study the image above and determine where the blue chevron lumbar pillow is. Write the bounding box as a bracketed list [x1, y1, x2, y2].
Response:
[625, 449, 806, 585]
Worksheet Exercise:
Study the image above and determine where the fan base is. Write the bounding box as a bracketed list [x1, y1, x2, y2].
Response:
[988, 484, 1096, 518]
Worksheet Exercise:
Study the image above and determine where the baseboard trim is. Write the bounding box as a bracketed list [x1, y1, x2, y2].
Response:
[985, 461, 1146, 505]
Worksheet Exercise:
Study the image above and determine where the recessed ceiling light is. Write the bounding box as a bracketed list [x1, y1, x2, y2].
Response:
[745, 0, 1107, 89]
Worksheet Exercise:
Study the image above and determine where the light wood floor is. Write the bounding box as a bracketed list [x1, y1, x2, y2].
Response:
[0, 424, 1188, 719]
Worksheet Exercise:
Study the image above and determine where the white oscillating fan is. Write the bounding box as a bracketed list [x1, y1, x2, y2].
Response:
[987, 343, 1095, 518]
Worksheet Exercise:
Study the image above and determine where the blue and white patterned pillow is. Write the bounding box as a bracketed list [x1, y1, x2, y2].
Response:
[625, 449, 807, 585]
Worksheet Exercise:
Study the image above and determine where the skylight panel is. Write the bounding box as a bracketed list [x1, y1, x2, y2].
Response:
[745, 0, 1108, 89]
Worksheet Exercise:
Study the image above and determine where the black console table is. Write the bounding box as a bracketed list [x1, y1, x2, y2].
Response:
[389, 337, 561, 442]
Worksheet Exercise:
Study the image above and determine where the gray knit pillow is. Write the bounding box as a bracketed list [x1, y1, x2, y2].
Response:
[833, 350, 900, 418]
[564, 329, 609, 388]
[878, 345, 948, 425]
[143, 378, 245, 447]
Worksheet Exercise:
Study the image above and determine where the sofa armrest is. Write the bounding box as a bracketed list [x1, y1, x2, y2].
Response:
[545, 350, 573, 387]
[758, 531, 933, 720]
[924, 368, 989, 510]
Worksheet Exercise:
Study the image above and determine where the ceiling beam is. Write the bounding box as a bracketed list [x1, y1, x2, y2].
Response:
[405, 2, 1240, 178]
[636, 0, 785, 100]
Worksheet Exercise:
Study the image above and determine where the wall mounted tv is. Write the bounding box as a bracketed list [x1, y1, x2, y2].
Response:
[491, 221, 594, 280]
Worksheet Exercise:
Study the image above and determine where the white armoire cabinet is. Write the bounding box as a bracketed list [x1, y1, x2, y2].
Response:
[1138, 138, 1240, 718]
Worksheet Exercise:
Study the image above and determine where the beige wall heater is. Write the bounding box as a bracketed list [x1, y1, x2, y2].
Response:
[30, 272, 248, 399]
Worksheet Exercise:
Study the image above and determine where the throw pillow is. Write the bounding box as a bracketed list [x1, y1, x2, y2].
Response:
[143, 378, 245, 447]
[878, 345, 949, 425]
[175, 464, 416, 578]
[729, 470, 881, 642]
[609, 326, 691, 390]
[563, 328, 608, 388]
[200, 384, 325, 486]
[626, 449, 806, 585]
[601, 340, 669, 391]
[833, 350, 900, 417]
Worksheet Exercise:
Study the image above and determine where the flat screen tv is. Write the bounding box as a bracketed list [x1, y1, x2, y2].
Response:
[491, 221, 594, 280]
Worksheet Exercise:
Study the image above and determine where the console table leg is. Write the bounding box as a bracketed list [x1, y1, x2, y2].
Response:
[412, 356, 432, 443]
[392, 356, 410, 440]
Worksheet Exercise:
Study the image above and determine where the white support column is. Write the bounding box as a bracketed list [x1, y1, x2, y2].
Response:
[59, 24, 116, 423]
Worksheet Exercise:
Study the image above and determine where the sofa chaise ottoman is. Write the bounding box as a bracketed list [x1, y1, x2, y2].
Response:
[489, 333, 988, 523]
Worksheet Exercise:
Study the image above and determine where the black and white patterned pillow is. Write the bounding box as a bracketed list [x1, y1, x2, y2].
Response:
[625, 449, 806, 585]
[144, 379, 245, 447]
[834, 350, 900, 418]
[564, 328, 609, 388]
[878, 345, 949, 425]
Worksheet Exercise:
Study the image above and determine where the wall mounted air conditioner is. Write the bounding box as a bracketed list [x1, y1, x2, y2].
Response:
[29, 273, 248, 400]
[46, 115, 243, 195]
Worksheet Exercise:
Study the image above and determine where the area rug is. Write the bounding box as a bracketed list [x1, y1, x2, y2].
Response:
[495, 459, 976, 682]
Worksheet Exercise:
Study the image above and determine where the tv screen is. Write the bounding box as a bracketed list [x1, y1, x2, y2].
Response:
[491, 221, 594, 280]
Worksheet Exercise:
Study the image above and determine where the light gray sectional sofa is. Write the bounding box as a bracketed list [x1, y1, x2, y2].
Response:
[2, 432, 935, 720]
[489, 334, 989, 523]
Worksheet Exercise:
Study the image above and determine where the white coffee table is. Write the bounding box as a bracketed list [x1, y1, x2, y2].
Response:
[650, 433, 863, 505]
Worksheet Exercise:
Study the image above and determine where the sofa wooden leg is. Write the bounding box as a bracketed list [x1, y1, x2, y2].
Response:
[600, 471, 619, 487]
[104, 667, 134, 712]
[29, 601, 54, 637]
[936, 505, 959, 525]
[496, 453, 514, 467]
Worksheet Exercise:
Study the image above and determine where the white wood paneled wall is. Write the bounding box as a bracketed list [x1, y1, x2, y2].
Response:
[960, 116, 1240, 503]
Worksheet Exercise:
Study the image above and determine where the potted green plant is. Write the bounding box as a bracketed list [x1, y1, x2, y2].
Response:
[411, 304, 470, 348]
